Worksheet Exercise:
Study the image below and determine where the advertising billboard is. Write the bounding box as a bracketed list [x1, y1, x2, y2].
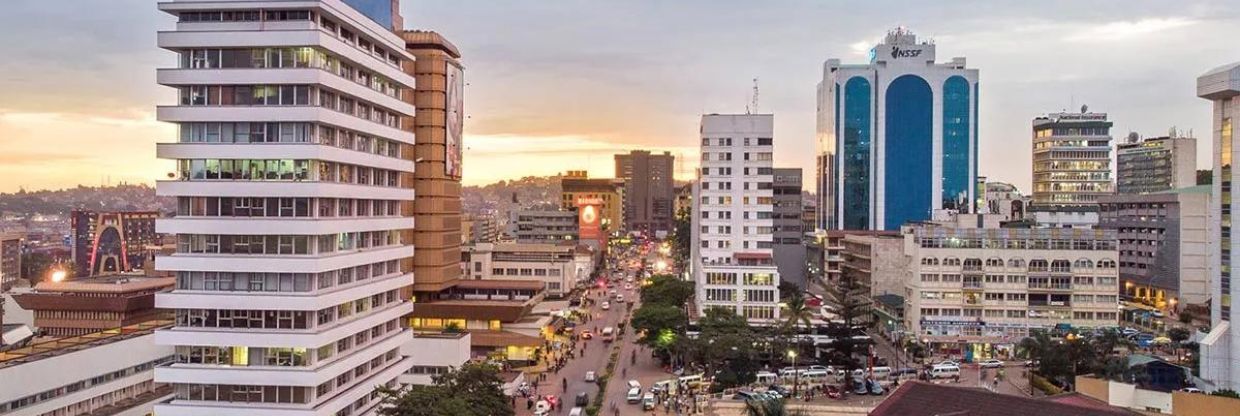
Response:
[577, 197, 603, 241]
[445, 63, 464, 178]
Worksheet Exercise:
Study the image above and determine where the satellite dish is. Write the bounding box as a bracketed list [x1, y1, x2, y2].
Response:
[1080, 104, 1088, 113]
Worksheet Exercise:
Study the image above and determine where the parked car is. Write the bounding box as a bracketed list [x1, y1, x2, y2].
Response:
[1182, 387, 1204, 394]
[979, 359, 1004, 369]
[935, 360, 960, 367]
[853, 380, 869, 395]
[601, 301, 611, 310]
[569, 407, 584, 416]
[627, 387, 643, 403]
[585, 371, 596, 382]
[731, 390, 756, 401]
[642, 393, 657, 410]
[929, 365, 961, 379]
[575, 392, 589, 407]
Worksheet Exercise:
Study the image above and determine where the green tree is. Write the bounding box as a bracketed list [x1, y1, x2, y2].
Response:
[1197, 169, 1213, 185]
[630, 303, 686, 351]
[689, 308, 761, 388]
[1179, 310, 1196, 325]
[377, 362, 514, 416]
[1212, 389, 1240, 399]
[780, 294, 815, 351]
[818, 268, 871, 378]
[640, 274, 694, 307]
[672, 207, 691, 271]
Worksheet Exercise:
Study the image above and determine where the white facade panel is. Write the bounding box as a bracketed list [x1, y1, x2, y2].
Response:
[157, 273, 410, 310]
[156, 244, 414, 273]
[156, 68, 414, 115]
[155, 105, 410, 144]
[156, 216, 412, 235]
[156, 180, 415, 200]
[154, 302, 411, 349]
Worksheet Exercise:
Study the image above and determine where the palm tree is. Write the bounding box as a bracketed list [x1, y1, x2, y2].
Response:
[781, 295, 814, 335]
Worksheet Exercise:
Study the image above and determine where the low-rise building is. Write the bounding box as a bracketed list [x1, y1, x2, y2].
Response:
[12, 274, 174, 337]
[559, 170, 625, 235]
[773, 168, 808, 288]
[406, 280, 549, 363]
[398, 332, 471, 386]
[463, 214, 501, 245]
[904, 213, 1120, 361]
[1116, 133, 1197, 195]
[0, 320, 174, 416]
[1098, 186, 1211, 311]
[509, 210, 578, 243]
[462, 242, 593, 297]
[0, 233, 20, 293]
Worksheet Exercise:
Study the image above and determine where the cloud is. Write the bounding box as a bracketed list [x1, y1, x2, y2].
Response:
[1063, 17, 1198, 42]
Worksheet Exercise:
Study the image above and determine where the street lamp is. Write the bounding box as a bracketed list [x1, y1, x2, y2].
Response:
[788, 350, 799, 397]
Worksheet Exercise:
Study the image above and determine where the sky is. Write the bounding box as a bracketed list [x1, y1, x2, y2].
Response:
[0, 0, 1237, 193]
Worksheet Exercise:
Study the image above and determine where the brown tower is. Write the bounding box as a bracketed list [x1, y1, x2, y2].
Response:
[402, 31, 464, 291]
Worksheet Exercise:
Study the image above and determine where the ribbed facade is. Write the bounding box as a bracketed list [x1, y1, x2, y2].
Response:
[151, 1, 416, 414]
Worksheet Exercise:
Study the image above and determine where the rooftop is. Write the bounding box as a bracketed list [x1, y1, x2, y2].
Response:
[0, 319, 171, 369]
[32, 275, 174, 294]
[869, 381, 1137, 416]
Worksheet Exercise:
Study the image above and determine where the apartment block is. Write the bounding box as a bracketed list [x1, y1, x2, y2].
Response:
[692, 114, 782, 322]
[1098, 186, 1211, 311]
[1116, 134, 1197, 195]
[509, 210, 578, 243]
[903, 214, 1120, 361]
[615, 151, 675, 235]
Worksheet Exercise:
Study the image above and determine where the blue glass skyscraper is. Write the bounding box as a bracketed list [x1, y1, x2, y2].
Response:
[815, 28, 980, 230]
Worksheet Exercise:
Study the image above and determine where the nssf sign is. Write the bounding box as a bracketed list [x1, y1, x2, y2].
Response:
[891, 46, 923, 59]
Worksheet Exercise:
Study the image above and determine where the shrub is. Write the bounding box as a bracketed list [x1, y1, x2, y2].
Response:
[1031, 374, 1064, 396]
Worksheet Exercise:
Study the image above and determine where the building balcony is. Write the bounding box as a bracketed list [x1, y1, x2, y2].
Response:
[156, 179, 415, 201]
[156, 272, 410, 311]
[155, 244, 414, 274]
[156, 105, 410, 145]
[156, 143, 414, 172]
[154, 300, 411, 349]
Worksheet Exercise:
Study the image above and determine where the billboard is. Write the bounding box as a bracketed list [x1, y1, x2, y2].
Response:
[577, 197, 604, 241]
[445, 63, 464, 178]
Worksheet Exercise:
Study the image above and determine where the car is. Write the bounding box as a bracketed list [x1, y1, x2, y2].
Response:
[627, 387, 643, 403]
[616, 294, 625, 302]
[627, 380, 642, 391]
[1152, 310, 1165, 318]
[979, 359, 1004, 369]
[575, 392, 589, 407]
[930, 365, 961, 379]
[1024, 360, 1038, 368]
[641, 393, 657, 410]
[1182, 387, 1204, 394]
[569, 407, 584, 416]
[853, 381, 869, 395]
[585, 371, 597, 382]
[866, 379, 885, 395]
[731, 390, 756, 400]
[579, 331, 593, 340]
[601, 301, 611, 310]
[1121, 327, 1141, 336]
[768, 384, 791, 396]
[624, 283, 634, 290]
[935, 360, 960, 367]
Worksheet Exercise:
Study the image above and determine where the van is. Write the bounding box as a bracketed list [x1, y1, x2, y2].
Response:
[627, 380, 642, 391]
[929, 365, 960, 379]
[755, 371, 779, 385]
[679, 374, 704, 388]
[602, 327, 615, 343]
[652, 379, 676, 395]
[626, 387, 642, 403]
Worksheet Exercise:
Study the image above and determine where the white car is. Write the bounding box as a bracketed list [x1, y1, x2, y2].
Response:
[979, 359, 1004, 369]
[601, 302, 611, 310]
[585, 371, 597, 382]
[616, 294, 625, 302]
[936, 360, 960, 368]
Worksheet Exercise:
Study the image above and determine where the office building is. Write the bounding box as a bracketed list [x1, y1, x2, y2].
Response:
[692, 114, 782, 322]
[1116, 133, 1197, 195]
[1198, 61, 1240, 392]
[772, 168, 808, 287]
[615, 150, 675, 235]
[12, 274, 174, 337]
[904, 214, 1120, 360]
[0, 321, 175, 416]
[71, 210, 159, 277]
[406, 280, 548, 362]
[1030, 109, 1114, 227]
[559, 170, 625, 236]
[1098, 186, 1210, 311]
[816, 27, 980, 231]
[841, 233, 907, 300]
[462, 213, 500, 244]
[0, 233, 19, 292]
[462, 242, 595, 297]
[509, 210, 578, 243]
[153, 1, 417, 413]
[403, 30, 465, 293]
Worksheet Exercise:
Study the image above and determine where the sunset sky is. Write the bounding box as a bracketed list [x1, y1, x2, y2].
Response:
[1, 0, 1237, 193]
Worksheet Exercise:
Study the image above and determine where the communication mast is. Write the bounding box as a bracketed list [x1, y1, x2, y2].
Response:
[751, 78, 760, 114]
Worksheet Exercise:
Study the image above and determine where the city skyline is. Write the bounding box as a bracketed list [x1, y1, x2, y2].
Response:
[0, 0, 1237, 193]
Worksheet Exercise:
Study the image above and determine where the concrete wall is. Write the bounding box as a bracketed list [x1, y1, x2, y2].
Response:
[1172, 391, 1240, 416]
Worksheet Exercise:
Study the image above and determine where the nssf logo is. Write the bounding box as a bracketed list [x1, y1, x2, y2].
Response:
[891, 47, 923, 59]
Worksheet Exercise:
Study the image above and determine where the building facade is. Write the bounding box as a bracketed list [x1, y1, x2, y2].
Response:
[841, 233, 907, 300]
[692, 114, 782, 322]
[816, 28, 980, 231]
[1116, 134, 1197, 195]
[462, 242, 592, 297]
[12, 275, 174, 337]
[1030, 110, 1114, 227]
[982, 182, 1028, 221]
[462, 213, 500, 244]
[71, 210, 159, 277]
[0, 321, 175, 416]
[1198, 61, 1240, 392]
[509, 210, 578, 243]
[615, 151, 675, 235]
[559, 170, 625, 236]
[903, 215, 1120, 361]
[0, 233, 19, 293]
[1098, 187, 1210, 311]
[773, 168, 807, 287]
[152, 1, 416, 413]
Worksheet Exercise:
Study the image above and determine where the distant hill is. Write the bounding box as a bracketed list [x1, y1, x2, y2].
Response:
[0, 184, 173, 216]
[462, 175, 562, 217]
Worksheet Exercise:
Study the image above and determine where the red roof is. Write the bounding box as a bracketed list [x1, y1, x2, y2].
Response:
[869, 381, 1138, 416]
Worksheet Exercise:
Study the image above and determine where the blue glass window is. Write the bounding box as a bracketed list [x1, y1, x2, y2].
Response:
[843, 77, 872, 230]
[942, 76, 971, 211]
[884, 75, 932, 230]
[343, 0, 394, 29]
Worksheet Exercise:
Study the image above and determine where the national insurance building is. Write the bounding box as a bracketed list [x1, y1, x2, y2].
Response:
[815, 28, 980, 231]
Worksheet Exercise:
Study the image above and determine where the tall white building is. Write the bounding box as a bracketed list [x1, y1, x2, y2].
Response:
[152, 1, 417, 414]
[816, 27, 980, 231]
[693, 114, 782, 323]
[1198, 62, 1240, 392]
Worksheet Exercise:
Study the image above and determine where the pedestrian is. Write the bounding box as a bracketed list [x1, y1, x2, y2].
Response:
[526, 398, 533, 410]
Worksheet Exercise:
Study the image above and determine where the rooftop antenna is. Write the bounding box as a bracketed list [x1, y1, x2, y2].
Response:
[750, 78, 760, 114]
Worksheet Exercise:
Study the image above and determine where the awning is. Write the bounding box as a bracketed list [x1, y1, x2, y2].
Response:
[468, 330, 543, 348]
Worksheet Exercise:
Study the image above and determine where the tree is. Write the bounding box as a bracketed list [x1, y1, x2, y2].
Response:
[1197, 169, 1213, 185]
[672, 206, 691, 271]
[377, 362, 514, 416]
[778, 280, 801, 302]
[1168, 327, 1191, 344]
[818, 268, 871, 379]
[640, 274, 694, 307]
[1178, 310, 1196, 325]
[631, 304, 686, 352]
[1212, 389, 1240, 399]
[688, 308, 761, 389]
[780, 294, 814, 338]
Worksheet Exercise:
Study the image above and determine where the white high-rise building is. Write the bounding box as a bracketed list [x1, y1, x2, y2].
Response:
[152, 1, 418, 414]
[1199, 62, 1240, 392]
[692, 114, 782, 323]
